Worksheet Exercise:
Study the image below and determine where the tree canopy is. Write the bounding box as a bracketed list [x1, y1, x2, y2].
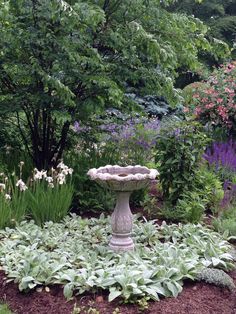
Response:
[169, 0, 236, 52]
[0, 0, 230, 168]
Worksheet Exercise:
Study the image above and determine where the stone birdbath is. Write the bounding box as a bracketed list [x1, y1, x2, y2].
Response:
[87, 165, 159, 251]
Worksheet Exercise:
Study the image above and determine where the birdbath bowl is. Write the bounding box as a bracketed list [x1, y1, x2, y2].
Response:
[87, 165, 159, 251]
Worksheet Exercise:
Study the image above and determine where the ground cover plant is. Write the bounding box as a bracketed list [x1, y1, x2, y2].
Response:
[0, 215, 234, 303]
[0, 303, 13, 314]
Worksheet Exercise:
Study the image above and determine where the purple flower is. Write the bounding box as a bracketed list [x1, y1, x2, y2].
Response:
[74, 121, 91, 133]
[203, 139, 236, 172]
[220, 180, 236, 208]
[203, 139, 236, 208]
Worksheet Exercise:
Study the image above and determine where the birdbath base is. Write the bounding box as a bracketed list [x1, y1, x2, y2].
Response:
[87, 165, 159, 252]
[109, 191, 134, 252]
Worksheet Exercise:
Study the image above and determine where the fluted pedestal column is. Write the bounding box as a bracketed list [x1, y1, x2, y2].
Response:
[109, 191, 134, 252]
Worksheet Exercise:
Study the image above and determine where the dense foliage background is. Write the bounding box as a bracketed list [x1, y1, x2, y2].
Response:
[0, 0, 231, 168]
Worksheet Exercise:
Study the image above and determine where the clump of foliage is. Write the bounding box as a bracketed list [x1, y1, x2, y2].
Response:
[196, 268, 235, 291]
[0, 216, 234, 302]
[0, 161, 74, 227]
[213, 203, 236, 236]
[192, 62, 236, 134]
[0, 163, 29, 228]
[28, 162, 74, 225]
[70, 116, 160, 212]
[99, 117, 160, 165]
[0, 303, 13, 314]
[155, 121, 210, 205]
[155, 121, 225, 222]
[66, 147, 116, 213]
[0, 0, 229, 168]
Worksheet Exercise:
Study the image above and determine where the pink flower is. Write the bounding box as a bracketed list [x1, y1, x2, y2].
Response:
[217, 106, 228, 121]
[216, 98, 223, 104]
[205, 103, 214, 109]
[183, 107, 189, 113]
[194, 107, 202, 116]
[225, 88, 234, 93]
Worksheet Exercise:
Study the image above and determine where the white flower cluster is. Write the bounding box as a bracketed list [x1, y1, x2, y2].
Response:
[56, 162, 73, 185]
[0, 162, 73, 201]
[5, 194, 11, 200]
[0, 183, 10, 200]
[0, 175, 27, 202]
[0, 183, 6, 191]
[33, 162, 73, 187]
[57, 162, 73, 175]
[16, 179, 28, 192]
[33, 169, 47, 180]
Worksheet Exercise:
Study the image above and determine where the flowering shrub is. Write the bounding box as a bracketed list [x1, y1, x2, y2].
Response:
[192, 61, 236, 132]
[107, 117, 160, 165]
[74, 116, 160, 165]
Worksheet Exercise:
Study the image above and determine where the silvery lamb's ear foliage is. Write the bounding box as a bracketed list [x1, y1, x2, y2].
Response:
[0, 216, 234, 302]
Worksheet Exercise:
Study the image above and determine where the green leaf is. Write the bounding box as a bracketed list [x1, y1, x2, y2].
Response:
[108, 289, 122, 302]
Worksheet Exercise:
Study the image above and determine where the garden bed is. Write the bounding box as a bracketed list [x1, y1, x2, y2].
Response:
[0, 215, 235, 313]
[1, 270, 236, 314]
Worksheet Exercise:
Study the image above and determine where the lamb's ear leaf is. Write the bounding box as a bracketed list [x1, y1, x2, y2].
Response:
[108, 289, 122, 302]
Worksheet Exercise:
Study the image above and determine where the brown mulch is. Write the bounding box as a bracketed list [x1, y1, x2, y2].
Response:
[1, 270, 236, 314]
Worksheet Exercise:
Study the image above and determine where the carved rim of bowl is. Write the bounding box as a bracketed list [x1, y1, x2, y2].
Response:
[87, 165, 159, 182]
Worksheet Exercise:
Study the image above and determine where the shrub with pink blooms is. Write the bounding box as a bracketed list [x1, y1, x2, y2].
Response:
[192, 61, 236, 133]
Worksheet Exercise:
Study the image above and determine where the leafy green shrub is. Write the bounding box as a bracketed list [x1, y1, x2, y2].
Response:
[0, 216, 234, 302]
[196, 167, 224, 214]
[66, 147, 116, 213]
[155, 121, 210, 206]
[171, 191, 206, 223]
[155, 122, 225, 222]
[196, 268, 235, 291]
[141, 193, 160, 219]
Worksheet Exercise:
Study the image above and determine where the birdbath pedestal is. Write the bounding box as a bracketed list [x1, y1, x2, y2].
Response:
[87, 165, 159, 252]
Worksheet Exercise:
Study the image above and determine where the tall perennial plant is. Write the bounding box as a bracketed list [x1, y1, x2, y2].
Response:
[0, 161, 74, 228]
